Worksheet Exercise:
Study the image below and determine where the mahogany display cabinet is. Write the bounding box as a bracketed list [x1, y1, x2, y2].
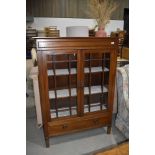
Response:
[35, 37, 118, 147]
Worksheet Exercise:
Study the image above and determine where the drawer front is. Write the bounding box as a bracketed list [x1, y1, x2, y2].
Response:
[48, 116, 110, 136]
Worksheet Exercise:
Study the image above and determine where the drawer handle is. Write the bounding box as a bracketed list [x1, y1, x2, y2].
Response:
[62, 124, 68, 129]
[93, 119, 99, 125]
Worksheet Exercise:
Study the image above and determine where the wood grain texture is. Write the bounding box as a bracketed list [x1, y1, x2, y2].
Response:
[95, 142, 129, 155]
[122, 47, 129, 60]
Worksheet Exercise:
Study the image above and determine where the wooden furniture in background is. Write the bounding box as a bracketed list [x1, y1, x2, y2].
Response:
[36, 26, 60, 37]
[44, 26, 60, 37]
[111, 31, 126, 58]
[35, 37, 118, 147]
[121, 47, 129, 60]
[117, 47, 129, 67]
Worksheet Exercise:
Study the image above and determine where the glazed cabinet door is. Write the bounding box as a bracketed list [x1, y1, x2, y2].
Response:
[42, 50, 81, 119]
[82, 49, 117, 114]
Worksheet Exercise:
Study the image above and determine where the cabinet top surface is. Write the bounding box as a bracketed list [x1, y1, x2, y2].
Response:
[34, 37, 118, 50]
[33, 37, 118, 40]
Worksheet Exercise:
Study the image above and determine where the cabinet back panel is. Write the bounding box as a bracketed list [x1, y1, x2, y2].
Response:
[48, 75, 77, 90]
[84, 73, 109, 86]
[47, 54, 77, 61]
[50, 97, 77, 109]
[47, 62, 77, 69]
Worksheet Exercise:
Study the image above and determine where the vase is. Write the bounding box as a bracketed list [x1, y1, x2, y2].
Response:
[95, 26, 107, 37]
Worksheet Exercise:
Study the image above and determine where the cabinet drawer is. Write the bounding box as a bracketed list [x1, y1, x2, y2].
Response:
[48, 116, 110, 136]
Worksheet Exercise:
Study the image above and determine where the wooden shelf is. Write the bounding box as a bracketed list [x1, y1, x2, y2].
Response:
[50, 103, 107, 118]
[49, 85, 108, 99]
[47, 67, 109, 76]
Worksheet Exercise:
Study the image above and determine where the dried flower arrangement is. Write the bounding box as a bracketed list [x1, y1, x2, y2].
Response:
[88, 0, 118, 28]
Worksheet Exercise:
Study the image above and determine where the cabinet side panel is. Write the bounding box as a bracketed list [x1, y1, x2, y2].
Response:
[107, 49, 117, 117]
[37, 50, 50, 138]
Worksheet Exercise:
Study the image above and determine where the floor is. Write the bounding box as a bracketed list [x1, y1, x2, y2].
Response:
[95, 142, 129, 155]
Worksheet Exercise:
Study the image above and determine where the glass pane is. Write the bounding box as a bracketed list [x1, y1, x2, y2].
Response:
[84, 51, 110, 113]
[46, 51, 78, 118]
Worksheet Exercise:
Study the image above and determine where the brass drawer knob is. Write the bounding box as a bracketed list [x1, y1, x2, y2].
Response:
[62, 124, 68, 129]
[93, 119, 99, 125]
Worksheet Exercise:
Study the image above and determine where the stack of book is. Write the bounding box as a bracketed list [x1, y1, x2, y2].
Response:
[44, 26, 60, 37]
[26, 28, 37, 38]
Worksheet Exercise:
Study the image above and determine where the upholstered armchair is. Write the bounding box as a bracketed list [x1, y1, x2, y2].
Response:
[115, 64, 129, 139]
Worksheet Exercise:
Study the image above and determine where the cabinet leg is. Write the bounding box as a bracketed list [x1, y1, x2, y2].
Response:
[107, 126, 112, 134]
[45, 137, 50, 148]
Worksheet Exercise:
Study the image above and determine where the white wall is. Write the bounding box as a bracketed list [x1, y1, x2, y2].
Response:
[27, 17, 124, 36]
